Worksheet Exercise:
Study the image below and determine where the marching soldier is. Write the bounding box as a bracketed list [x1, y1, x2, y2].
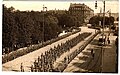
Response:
[20, 63, 24, 72]
[34, 60, 38, 72]
[38, 56, 40, 63]
[31, 65, 34, 72]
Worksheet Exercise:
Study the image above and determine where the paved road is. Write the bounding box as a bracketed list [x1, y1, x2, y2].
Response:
[64, 31, 117, 73]
[53, 30, 96, 71]
[2, 27, 96, 72]
[64, 32, 102, 72]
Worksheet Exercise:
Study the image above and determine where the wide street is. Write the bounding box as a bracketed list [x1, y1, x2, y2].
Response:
[2, 0, 119, 73]
[2, 26, 117, 73]
[2, 27, 96, 72]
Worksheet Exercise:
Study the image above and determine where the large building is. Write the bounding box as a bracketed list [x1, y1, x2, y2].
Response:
[68, 3, 94, 25]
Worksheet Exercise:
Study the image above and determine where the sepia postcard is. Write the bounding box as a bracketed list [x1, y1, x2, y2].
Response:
[2, 0, 119, 73]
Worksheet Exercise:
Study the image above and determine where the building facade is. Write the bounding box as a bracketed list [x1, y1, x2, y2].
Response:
[68, 3, 94, 25]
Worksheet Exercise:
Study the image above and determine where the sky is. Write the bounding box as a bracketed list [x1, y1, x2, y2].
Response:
[3, 0, 119, 13]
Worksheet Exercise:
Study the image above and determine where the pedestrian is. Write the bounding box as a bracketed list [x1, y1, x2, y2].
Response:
[91, 49, 95, 59]
[104, 36, 106, 45]
[91, 49, 93, 55]
[107, 37, 110, 44]
[92, 53, 95, 59]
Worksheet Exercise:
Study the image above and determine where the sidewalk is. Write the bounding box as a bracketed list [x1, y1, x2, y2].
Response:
[102, 33, 117, 73]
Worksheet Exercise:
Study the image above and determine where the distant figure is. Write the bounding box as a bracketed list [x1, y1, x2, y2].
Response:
[64, 57, 67, 63]
[95, 29, 97, 33]
[104, 36, 107, 45]
[108, 32, 110, 36]
[91, 49, 93, 55]
[91, 49, 95, 59]
[107, 37, 110, 44]
[115, 37, 118, 50]
[38, 56, 40, 63]
[34, 60, 37, 72]
[115, 37, 118, 72]
[20, 63, 24, 72]
[67, 56, 70, 63]
[31, 65, 34, 72]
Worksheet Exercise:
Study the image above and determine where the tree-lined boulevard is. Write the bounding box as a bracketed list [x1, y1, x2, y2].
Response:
[2, 1, 118, 73]
[2, 27, 96, 71]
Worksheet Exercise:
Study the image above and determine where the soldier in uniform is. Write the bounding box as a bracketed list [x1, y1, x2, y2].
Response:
[38, 56, 40, 63]
[31, 65, 34, 72]
[34, 60, 38, 72]
[20, 63, 24, 72]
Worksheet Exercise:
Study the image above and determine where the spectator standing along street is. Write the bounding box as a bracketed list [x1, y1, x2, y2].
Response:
[91, 49, 95, 59]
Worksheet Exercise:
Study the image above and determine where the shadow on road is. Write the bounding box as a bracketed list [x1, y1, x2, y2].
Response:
[70, 45, 103, 73]
[90, 39, 98, 45]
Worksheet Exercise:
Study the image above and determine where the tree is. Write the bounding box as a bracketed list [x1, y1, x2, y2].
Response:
[44, 14, 62, 41]
[56, 13, 77, 29]
[89, 16, 115, 27]
[2, 5, 66, 53]
[3, 5, 18, 51]
[89, 16, 102, 26]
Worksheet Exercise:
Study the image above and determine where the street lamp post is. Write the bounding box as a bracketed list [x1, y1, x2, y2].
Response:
[95, 1, 105, 72]
[42, 5, 47, 42]
[102, 1, 105, 72]
[109, 9, 111, 35]
[103, 1, 105, 36]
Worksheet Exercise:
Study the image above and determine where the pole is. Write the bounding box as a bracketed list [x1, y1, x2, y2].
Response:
[103, 1, 105, 35]
[43, 5, 44, 42]
[109, 9, 111, 35]
[101, 0, 105, 72]
[42, 5, 47, 43]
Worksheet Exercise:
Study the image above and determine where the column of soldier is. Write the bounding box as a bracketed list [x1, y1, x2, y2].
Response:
[60, 32, 92, 71]
[30, 32, 91, 72]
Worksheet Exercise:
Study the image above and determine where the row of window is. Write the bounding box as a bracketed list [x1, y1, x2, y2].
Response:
[69, 7, 93, 11]
[69, 11, 93, 14]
